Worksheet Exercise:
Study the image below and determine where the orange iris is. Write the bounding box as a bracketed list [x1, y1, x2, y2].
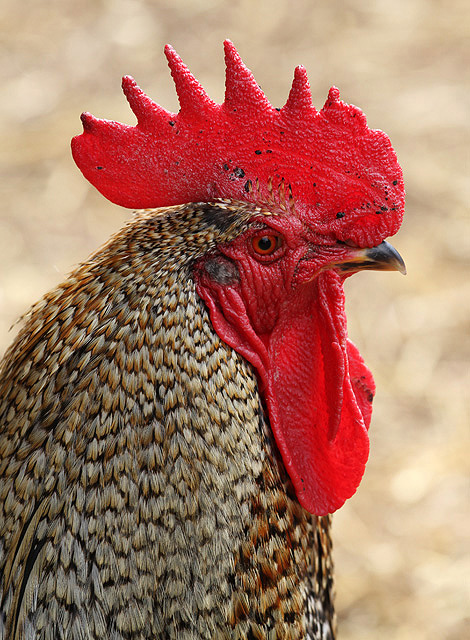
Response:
[252, 234, 282, 256]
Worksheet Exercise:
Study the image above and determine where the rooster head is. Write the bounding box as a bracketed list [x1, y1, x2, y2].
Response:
[72, 41, 405, 515]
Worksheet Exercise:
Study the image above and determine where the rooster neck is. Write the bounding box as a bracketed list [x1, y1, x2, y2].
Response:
[150, 278, 336, 638]
[0, 207, 335, 639]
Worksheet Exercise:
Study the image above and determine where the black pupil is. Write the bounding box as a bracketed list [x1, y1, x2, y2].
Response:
[258, 236, 274, 252]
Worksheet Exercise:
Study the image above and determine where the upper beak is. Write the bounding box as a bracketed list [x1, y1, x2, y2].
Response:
[335, 240, 407, 275]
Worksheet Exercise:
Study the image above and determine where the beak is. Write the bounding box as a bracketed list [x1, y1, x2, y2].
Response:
[336, 241, 407, 275]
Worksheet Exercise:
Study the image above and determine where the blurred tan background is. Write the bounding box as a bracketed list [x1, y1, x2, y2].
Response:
[0, 0, 468, 638]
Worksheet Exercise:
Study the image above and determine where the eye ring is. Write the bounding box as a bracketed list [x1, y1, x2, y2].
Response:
[251, 234, 283, 256]
[251, 233, 284, 258]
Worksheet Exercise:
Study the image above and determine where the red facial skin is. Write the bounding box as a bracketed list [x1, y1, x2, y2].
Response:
[195, 215, 375, 516]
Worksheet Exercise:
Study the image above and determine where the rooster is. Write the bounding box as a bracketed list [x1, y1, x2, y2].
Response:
[0, 41, 405, 639]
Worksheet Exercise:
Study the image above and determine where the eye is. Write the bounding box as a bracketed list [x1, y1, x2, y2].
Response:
[251, 234, 283, 256]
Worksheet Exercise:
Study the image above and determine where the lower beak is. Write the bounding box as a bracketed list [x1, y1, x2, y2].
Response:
[336, 240, 406, 275]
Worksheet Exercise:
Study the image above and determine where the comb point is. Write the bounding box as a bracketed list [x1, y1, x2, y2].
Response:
[223, 40, 270, 112]
[323, 86, 341, 110]
[80, 112, 99, 132]
[283, 65, 316, 115]
[121, 75, 168, 127]
[223, 39, 238, 61]
[165, 44, 213, 115]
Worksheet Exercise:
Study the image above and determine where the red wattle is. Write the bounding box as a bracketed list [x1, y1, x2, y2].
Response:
[264, 273, 370, 514]
[198, 269, 372, 515]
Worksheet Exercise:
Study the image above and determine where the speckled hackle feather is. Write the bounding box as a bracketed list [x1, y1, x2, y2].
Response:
[72, 40, 404, 247]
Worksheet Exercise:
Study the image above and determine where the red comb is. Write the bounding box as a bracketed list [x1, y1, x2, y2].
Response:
[72, 40, 404, 246]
